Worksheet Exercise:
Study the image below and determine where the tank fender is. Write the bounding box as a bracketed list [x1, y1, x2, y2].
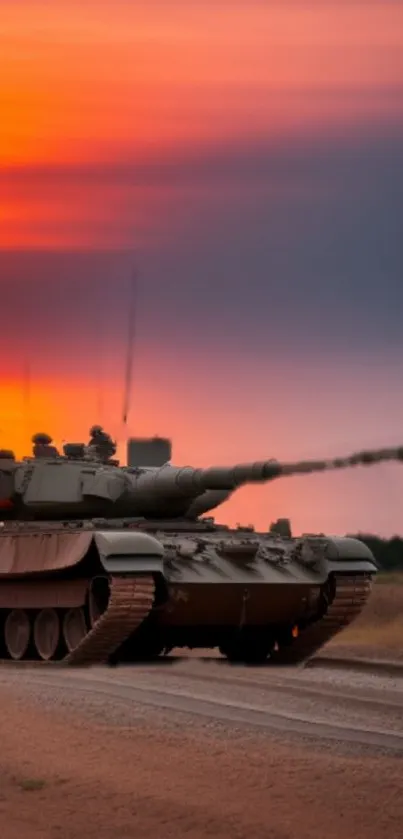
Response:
[323, 536, 376, 562]
[323, 536, 378, 574]
[93, 530, 165, 575]
[293, 535, 377, 576]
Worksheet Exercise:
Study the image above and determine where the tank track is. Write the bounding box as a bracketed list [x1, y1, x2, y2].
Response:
[273, 572, 372, 665]
[65, 575, 155, 666]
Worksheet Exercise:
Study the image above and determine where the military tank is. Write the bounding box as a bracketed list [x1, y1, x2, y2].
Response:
[0, 425, 401, 666]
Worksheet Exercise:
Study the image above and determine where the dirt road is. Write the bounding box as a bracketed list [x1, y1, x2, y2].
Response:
[1, 658, 403, 839]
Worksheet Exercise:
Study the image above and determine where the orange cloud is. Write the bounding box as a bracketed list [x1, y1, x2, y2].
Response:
[1, 1, 403, 247]
[2, 1, 403, 167]
[0, 182, 172, 249]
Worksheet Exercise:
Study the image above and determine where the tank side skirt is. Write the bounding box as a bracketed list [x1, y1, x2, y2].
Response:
[0, 579, 88, 610]
[0, 531, 93, 576]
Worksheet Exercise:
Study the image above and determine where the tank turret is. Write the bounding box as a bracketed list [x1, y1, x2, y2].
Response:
[0, 429, 402, 520]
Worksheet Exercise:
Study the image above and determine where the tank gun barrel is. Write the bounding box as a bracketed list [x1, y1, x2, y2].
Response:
[161, 444, 403, 495]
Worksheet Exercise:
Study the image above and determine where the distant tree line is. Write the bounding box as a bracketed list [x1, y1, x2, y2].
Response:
[349, 534, 403, 572]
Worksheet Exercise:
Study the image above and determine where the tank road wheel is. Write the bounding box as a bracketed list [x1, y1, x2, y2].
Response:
[4, 609, 31, 660]
[63, 608, 87, 653]
[33, 609, 60, 661]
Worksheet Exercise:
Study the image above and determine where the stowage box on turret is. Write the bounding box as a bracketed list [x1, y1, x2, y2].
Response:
[0, 426, 401, 666]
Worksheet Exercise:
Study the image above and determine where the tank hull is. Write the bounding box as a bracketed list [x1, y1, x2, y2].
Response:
[0, 520, 376, 665]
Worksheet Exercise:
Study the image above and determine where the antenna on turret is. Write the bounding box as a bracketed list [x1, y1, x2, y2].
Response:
[122, 268, 137, 430]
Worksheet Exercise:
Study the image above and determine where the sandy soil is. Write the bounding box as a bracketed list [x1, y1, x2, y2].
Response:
[1, 664, 403, 839]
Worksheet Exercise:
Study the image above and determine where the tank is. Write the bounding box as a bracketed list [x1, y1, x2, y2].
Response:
[0, 425, 401, 666]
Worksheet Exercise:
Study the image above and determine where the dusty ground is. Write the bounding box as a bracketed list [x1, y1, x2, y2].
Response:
[1, 574, 402, 838]
[1, 660, 403, 839]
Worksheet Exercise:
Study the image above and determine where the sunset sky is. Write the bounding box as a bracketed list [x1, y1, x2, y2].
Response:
[1, 0, 403, 536]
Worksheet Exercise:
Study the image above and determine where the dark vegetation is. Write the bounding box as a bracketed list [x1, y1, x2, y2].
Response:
[349, 535, 403, 572]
